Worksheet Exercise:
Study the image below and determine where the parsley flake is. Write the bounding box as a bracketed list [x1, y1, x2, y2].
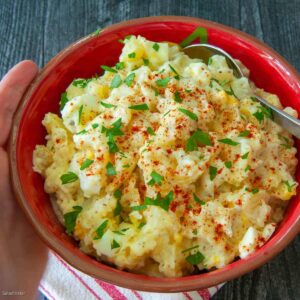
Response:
[101, 65, 117, 73]
[128, 104, 149, 111]
[110, 74, 122, 89]
[60, 172, 79, 184]
[178, 108, 198, 121]
[131, 205, 147, 211]
[239, 130, 250, 137]
[156, 77, 170, 87]
[143, 58, 149, 66]
[128, 52, 136, 58]
[193, 193, 205, 205]
[182, 245, 199, 254]
[179, 26, 208, 47]
[80, 159, 94, 170]
[113, 189, 122, 217]
[144, 191, 174, 211]
[148, 171, 164, 186]
[100, 101, 116, 108]
[244, 165, 250, 172]
[102, 118, 124, 153]
[241, 152, 249, 159]
[92, 28, 102, 36]
[169, 64, 180, 80]
[147, 127, 156, 136]
[138, 222, 146, 229]
[94, 220, 108, 240]
[284, 181, 296, 192]
[209, 166, 217, 180]
[174, 91, 182, 103]
[63, 206, 82, 235]
[78, 105, 83, 124]
[106, 162, 117, 176]
[218, 138, 239, 146]
[115, 62, 125, 70]
[152, 43, 160, 51]
[225, 161, 232, 168]
[92, 123, 99, 129]
[72, 79, 91, 88]
[124, 73, 135, 87]
[253, 105, 274, 123]
[186, 129, 211, 151]
[252, 188, 259, 194]
[60, 92, 69, 111]
[186, 251, 205, 265]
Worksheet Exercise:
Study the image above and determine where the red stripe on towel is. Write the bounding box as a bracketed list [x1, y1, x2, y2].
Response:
[94, 279, 128, 300]
[55, 254, 102, 300]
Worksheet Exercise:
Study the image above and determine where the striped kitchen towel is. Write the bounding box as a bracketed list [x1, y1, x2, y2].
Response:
[39, 252, 224, 300]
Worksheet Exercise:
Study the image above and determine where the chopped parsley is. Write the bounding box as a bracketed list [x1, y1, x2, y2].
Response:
[143, 58, 150, 66]
[131, 205, 148, 211]
[124, 73, 135, 87]
[153, 87, 159, 96]
[92, 28, 102, 36]
[101, 65, 117, 73]
[138, 222, 146, 229]
[278, 134, 292, 149]
[118, 35, 133, 44]
[193, 193, 205, 205]
[225, 161, 232, 168]
[94, 220, 108, 240]
[241, 152, 249, 159]
[63, 206, 82, 235]
[148, 171, 164, 186]
[106, 162, 117, 176]
[186, 129, 211, 151]
[113, 189, 122, 216]
[147, 127, 156, 136]
[169, 64, 180, 80]
[72, 79, 91, 88]
[209, 166, 217, 180]
[152, 43, 160, 51]
[284, 181, 296, 192]
[60, 172, 79, 184]
[253, 105, 274, 123]
[115, 62, 125, 70]
[80, 159, 94, 170]
[163, 110, 171, 117]
[112, 230, 125, 236]
[182, 245, 199, 254]
[110, 74, 122, 89]
[238, 130, 250, 137]
[101, 118, 124, 153]
[244, 165, 250, 172]
[76, 129, 88, 135]
[144, 191, 174, 211]
[218, 138, 239, 146]
[186, 251, 205, 265]
[174, 91, 182, 103]
[208, 57, 213, 65]
[123, 164, 130, 168]
[100, 101, 116, 108]
[78, 105, 83, 124]
[252, 188, 259, 194]
[225, 86, 238, 98]
[178, 108, 198, 121]
[128, 103, 149, 111]
[179, 26, 208, 47]
[92, 123, 99, 129]
[128, 52, 136, 58]
[59, 92, 69, 111]
[155, 77, 170, 87]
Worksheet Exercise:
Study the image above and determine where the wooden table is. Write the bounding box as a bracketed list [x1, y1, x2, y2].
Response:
[1, 1, 299, 299]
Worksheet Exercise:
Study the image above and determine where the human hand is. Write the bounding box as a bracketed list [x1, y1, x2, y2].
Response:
[0, 61, 48, 299]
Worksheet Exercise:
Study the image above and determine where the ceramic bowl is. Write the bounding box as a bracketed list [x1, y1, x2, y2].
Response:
[9, 16, 300, 292]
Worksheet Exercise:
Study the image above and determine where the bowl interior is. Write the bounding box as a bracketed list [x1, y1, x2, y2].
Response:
[13, 17, 300, 291]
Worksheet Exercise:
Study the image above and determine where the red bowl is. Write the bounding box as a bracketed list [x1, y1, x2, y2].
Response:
[9, 16, 300, 292]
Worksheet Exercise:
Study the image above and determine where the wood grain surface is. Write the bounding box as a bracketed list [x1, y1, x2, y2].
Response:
[0, 1, 299, 299]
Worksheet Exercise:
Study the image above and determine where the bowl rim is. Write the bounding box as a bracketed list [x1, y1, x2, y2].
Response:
[9, 16, 300, 292]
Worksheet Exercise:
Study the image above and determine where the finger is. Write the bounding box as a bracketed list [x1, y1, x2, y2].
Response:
[0, 60, 38, 145]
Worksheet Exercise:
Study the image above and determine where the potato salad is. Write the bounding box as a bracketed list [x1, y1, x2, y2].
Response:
[33, 35, 298, 277]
